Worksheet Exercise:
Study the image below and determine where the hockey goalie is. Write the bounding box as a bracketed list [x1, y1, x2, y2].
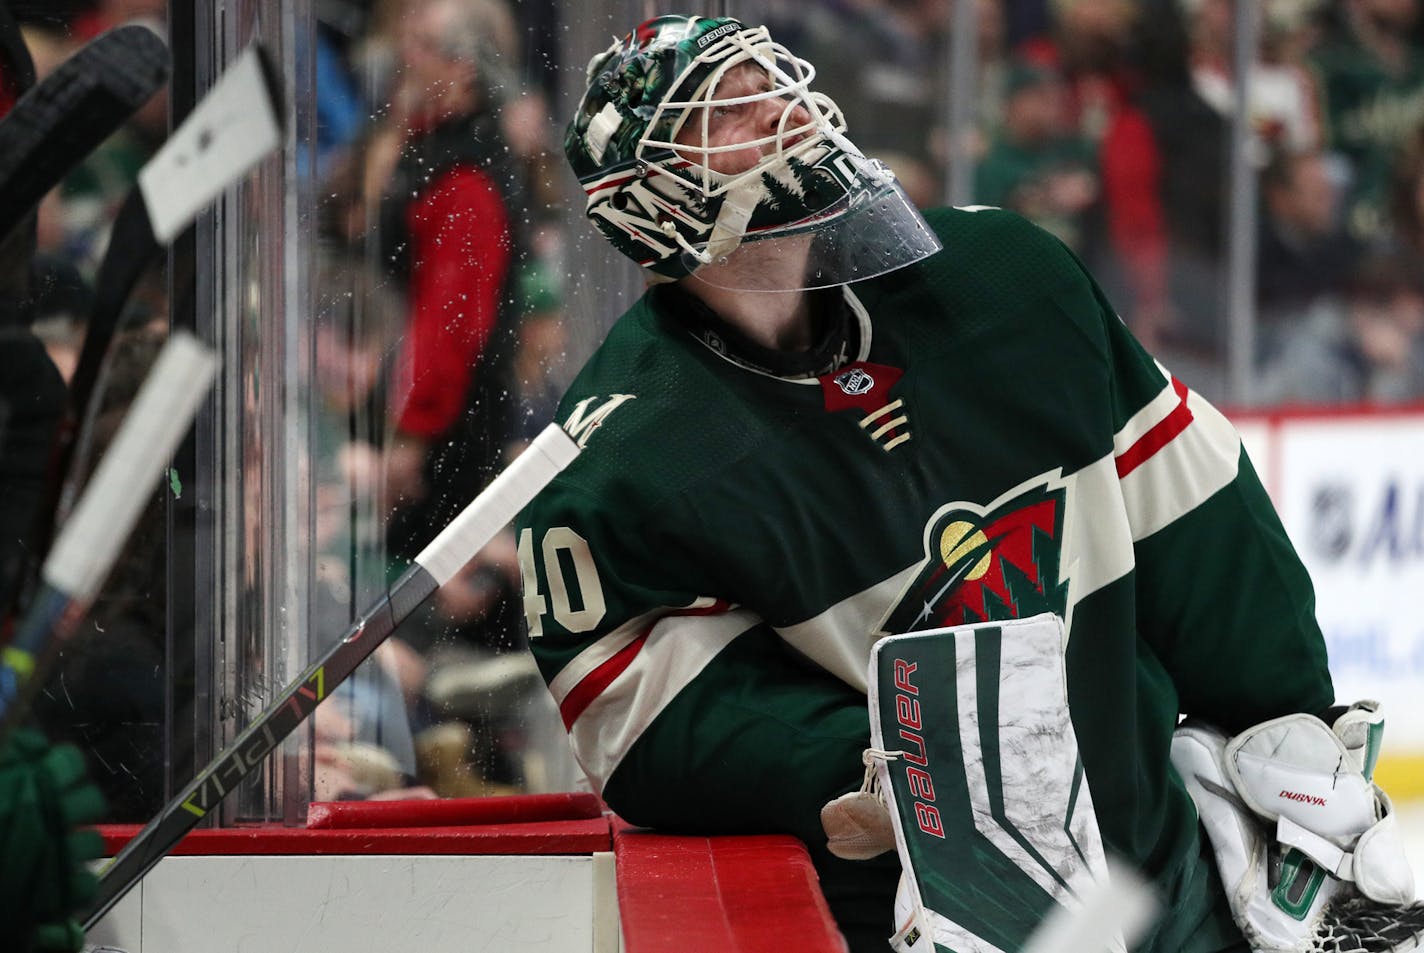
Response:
[520, 11, 1424, 953]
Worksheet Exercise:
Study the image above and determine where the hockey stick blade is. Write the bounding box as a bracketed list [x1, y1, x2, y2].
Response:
[138, 42, 284, 244]
[0, 332, 218, 727]
[0, 24, 170, 241]
[68, 41, 283, 427]
[6, 42, 288, 629]
[81, 423, 580, 929]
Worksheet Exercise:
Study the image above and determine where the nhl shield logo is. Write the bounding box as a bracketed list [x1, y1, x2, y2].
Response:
[701, 330, 728, 356]
[835, 367, 875, 395]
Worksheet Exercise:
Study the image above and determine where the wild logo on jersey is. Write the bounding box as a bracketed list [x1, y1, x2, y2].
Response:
[882, 482, 1068, 633]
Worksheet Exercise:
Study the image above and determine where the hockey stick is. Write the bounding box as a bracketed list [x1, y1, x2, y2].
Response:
[81, 423, 580, 929]
[64, 42, 284, 486]
[1019, 859, 1158, 953]
[0, 43, 285, 628]
[0, 1, 37, 105]
[0, 24, 170, 241]
[0, 332, 219, 730]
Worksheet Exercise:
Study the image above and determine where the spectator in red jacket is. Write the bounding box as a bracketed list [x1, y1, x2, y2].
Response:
[1019, 0, 1174, 351]
[370, 0, 525, 562]
[361, 0, 541, 793]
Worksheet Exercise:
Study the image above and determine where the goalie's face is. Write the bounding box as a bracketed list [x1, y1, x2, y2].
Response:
[671, 63, 815, 177]
[640, 25, 843, 200]
[566, 16, 942, 289]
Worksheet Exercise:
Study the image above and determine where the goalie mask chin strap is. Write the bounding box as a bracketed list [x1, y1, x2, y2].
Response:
[699, 182, 758, 264]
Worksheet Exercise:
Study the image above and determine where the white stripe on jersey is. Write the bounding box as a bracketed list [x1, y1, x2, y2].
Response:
[567, 608, 760, 793]
[547, 595, 723, 705]
[1061, 455, 1136, 634]
[1111, 365, 1186, 457]
[1119, 383, 1242, 541]
[775, 565, 919, 692]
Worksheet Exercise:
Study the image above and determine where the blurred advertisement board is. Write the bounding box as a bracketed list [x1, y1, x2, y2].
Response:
[1238, 410, 1424, 750]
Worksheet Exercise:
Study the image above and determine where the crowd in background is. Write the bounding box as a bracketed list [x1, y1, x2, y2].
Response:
[762, 0, 1424, 404]
[9, 0, 1424, 820]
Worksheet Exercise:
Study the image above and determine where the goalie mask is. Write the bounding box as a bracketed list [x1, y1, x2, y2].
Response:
[565, 15, 941, 291]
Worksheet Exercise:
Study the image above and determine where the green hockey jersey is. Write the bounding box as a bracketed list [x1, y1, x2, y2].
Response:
[517, 206, 1333, 952]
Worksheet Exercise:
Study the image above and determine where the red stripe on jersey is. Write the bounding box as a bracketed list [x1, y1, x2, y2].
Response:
[559, 600, 733, 730]
[1115, 377, 1193, 478]
[561, 631, 649, 730]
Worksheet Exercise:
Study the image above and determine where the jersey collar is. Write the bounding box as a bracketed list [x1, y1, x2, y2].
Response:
[653, 283, 870, 380]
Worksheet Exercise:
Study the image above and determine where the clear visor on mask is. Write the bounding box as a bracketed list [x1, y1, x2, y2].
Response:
[681, 150, 943, 292]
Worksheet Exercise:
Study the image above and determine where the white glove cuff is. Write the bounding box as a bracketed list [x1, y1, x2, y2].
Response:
[1355, 794, 1416, 905]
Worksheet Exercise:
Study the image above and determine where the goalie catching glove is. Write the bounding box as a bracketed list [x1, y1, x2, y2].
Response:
[1172, 701, 1424, 953]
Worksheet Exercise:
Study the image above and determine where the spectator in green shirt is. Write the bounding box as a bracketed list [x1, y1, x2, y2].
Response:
[975, 60, 1099, 251]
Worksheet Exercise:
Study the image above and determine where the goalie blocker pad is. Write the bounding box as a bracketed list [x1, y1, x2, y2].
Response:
[868, 613, 1126, 953]
[1172, 711, 1424, 953]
